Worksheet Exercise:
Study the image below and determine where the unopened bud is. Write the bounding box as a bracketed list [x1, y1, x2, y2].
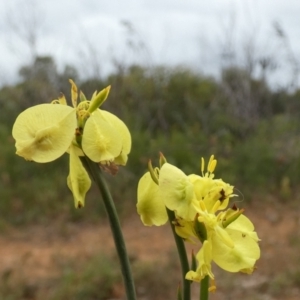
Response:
[148, 160, 159, 185]
[69, 79, 78, 108]
[222, 208, 244, 228]
[88, 86, 111, 113]
[159, 152, 167, 168]
[194, 214, 207, 243]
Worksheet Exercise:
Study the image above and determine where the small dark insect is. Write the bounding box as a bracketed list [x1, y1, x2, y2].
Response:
[172, 219, 182, 227]
[232, 203, 238, 211]
[219, 189, 226, 202]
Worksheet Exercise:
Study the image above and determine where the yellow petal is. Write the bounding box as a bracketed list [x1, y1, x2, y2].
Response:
[214, 225, 235, 248]
[211, 224, 260, 272]
[174, 218, 198, 243]
[82, 109, 122, 162]
[137, 172, 168, 226]
[12, 104, 76, 163]
[186, 240, 214, 281]
[227, 214, 260, 241]
[67, 146, 91, 208]
[159, 163, 196, 220]
[67, 140, 85, 157]
[101, 110, 131, 165]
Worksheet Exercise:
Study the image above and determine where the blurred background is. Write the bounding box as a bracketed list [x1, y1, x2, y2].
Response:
[1, 0, 300, 299]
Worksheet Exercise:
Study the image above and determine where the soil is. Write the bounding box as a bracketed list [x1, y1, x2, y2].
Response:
[1, 199, 300, 300]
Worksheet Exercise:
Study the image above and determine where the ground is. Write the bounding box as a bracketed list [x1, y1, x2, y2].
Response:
[1, 199, 300, 300]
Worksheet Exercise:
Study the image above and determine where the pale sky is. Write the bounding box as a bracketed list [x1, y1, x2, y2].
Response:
[0, 0, 299, 88]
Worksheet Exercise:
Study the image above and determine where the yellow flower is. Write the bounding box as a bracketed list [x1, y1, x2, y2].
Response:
[137, 156, 234, 225]
[12, 80, 131, 207]
[185, 200, 260, 281]
[136, 154, 260, 284]
[137, 172, 168, 226]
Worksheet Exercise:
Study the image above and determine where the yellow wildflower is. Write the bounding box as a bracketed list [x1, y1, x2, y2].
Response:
[12, 80, 131, 208]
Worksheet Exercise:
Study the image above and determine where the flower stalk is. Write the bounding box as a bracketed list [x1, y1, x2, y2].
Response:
[166, 208, 191, 300]
[81, 156, 137, 300]
[200, 275, 209, 300]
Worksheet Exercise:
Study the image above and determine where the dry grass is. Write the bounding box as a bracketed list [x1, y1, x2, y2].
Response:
[1, 199, 300, 299]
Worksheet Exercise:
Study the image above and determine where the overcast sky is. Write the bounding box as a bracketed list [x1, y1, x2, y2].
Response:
[0, 0, 299, 88]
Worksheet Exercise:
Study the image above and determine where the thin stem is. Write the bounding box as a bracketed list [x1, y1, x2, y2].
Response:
[200, 276, 209, 300]
[166, 208, 191, 300]
[81, 157, 137, 300]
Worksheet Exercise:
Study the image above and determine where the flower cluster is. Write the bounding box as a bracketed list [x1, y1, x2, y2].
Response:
[137, 155, 260, 283]
[12, 80, 131, 208]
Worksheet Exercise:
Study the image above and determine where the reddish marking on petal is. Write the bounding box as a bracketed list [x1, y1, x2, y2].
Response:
[75, 128, 81, 136]
[99, 162, 119, 175]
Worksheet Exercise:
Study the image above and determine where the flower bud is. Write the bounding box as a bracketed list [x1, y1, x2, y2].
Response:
[88, 86, 111, 113]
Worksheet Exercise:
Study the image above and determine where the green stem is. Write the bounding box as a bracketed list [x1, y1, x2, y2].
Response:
[81, 157, 137, 300]
[166, 208, 191, 300]
[200, 276, 209, 300]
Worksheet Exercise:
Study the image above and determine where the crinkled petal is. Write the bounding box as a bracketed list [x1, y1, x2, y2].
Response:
[12, 104, 76, 163]
[212, 224, 260, 273]
[67, 146, 91, 208]
[186, 240, 214, 281]
[159, 163, 196, 220]
[101, 110, 131, 165]
[82, 109, 122, 162]
[137, 172, 168, 226]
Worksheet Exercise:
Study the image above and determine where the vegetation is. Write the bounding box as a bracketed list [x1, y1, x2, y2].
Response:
[1, 55, 300, 225]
